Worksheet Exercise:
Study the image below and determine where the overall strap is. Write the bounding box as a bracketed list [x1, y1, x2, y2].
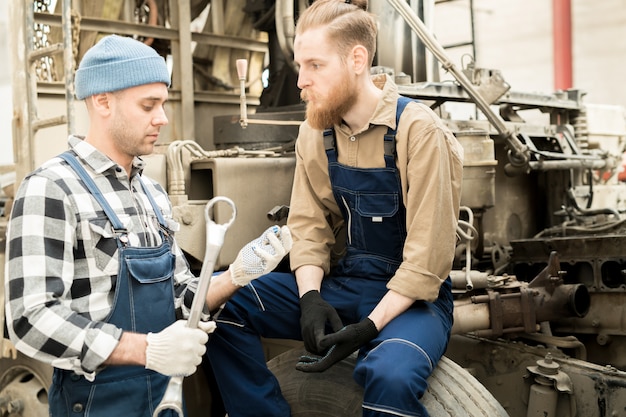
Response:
[383, 95, 415, 167]
[59, 152, 169, 231]
[323, 95, 417, 167]
[323, 128, 337, 163]
[58, 151, 125, 232]
[136, 176, 168, 229]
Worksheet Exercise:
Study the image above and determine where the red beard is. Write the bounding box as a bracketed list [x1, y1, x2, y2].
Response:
[301, 79, 358, 130]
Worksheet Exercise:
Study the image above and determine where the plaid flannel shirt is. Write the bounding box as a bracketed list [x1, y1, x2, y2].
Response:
[5, 136, 197, 379]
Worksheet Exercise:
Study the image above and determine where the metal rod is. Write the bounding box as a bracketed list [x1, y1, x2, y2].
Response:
[32, 115, 67, 132]
[27, 43, 64, 62]
[386, 0, 529, 166]
[236, 59, 249, 129]
[62, 0, 75, 136]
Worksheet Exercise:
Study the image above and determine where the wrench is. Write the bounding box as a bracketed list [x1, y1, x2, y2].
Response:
[152, 196, 236, 417]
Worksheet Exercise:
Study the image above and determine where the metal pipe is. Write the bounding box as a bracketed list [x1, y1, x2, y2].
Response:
[527, 158, 607, 171]
[451, 283, 590, 336]
[451, 298, 490, 334]
[169, 0, 195, 141]
[450, 270, 491, 290]
[236, 59, 249, 128]
[62, 0, 75, 136]
[553, 0, 573, 90]
[386, 0, 529, 166]
[275, 0, 296, 72]
[535, 284, 591, 322]
[26, 0, 37, 175]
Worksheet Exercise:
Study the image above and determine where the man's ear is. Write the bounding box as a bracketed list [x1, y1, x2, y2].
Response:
[351, 45, 369, 75]
[90, 93, 113, 115]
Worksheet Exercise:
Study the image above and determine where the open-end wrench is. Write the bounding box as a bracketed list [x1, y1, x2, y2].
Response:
[152, 196, 236, 417]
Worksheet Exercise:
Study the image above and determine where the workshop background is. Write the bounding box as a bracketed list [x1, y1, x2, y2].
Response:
[1, 0, 625, 167]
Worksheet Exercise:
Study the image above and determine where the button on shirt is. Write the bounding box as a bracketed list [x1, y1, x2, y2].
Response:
[287, 74, 464, 302]
[5, 136, 196, 379]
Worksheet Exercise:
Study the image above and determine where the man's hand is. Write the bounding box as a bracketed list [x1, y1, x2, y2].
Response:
[296, 318, 379, 373]
[229, 225, 292, 286]
[145, 320, 216, 377]
[299, 290, 343, 354]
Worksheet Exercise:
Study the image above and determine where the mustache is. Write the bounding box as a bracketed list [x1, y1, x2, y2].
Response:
[300, 89, 310, 102]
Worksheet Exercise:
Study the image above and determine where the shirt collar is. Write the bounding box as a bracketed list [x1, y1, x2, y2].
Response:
[369, 73, 400, 131]
[68, 135, 146, 177]
[335, 73, 399, 136]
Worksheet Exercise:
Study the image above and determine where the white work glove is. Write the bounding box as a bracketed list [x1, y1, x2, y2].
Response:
[145, 319, 216, 376]
[229, 225, 293, 286]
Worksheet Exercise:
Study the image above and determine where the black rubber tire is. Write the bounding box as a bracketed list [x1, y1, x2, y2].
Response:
[267, 348, 509, 417]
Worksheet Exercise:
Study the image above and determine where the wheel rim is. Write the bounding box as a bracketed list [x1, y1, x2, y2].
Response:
[0, 366, 49, 416]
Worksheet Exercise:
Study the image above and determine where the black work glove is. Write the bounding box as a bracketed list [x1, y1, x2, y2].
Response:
[296, 318, 379, 373]
[299, 290, 344, 354]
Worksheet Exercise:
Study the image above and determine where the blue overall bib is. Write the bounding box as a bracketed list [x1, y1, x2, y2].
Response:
[49, 152, 178, 417]
[207, 97, 453, 417]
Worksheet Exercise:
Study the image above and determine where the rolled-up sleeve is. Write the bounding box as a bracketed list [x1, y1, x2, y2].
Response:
[388, 103, 464, 301]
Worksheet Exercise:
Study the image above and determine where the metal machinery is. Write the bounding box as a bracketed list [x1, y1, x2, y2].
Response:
[3, 1, 626, 416]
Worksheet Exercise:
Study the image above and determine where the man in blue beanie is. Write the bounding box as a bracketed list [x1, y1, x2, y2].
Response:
[5, 34, 292, 416]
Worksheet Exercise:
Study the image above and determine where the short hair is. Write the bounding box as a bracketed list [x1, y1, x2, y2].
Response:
[296, 0, 377, 65]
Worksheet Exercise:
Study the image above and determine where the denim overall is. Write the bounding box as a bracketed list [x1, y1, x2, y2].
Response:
[207, 97, 453, 417]
[49, 152, 178, 417]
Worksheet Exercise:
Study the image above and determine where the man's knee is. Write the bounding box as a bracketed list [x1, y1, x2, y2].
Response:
[355, 339, 435, 395]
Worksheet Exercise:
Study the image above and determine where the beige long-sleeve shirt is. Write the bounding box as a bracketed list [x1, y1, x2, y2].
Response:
[287, 74, 464, 302]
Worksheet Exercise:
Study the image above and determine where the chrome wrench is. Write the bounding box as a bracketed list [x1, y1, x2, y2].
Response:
[152, 196, 236, 417]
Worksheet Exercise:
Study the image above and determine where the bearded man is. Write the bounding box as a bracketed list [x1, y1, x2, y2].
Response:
[206, 1, 464, 416]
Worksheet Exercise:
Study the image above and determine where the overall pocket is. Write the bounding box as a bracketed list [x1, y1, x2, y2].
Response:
[354, 192, 405, 257]
[124, 244, 176, 334]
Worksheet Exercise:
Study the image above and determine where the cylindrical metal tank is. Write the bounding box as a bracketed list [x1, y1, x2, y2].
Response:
[369, 0, 429, 82]
[456, 130, 497, 209]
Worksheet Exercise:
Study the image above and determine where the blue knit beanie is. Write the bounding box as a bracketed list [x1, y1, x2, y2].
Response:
[75, 35, 171, 100]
